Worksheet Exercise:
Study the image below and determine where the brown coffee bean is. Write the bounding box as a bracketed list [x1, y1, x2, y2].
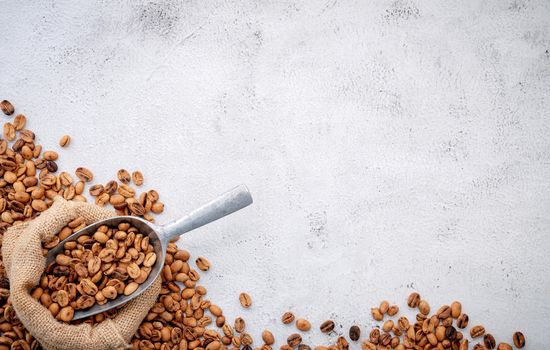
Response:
[282, 312, 295, 324]
[474, 345, 487, 350]
[75, 167, 93, 182]
[382, 320, 394, 332]
[470, 325, 485, 338]
[361, 341, 376, 350]
[451, 301, 462, 318]
[336, 337, 349, 350]
[512, 332, 525, 348]
[298, 345, 311, 350]
[388, 305, 399, 316]
[0, 100, 14, 115]
[407, 292, 421, 308]
[124, 282, 139, 295]
[436, 305, 451, 319]
[349, 325, 360, 341]
[240, 333, 253, 346]
[459, 339, 469, 350]
[369, 328, 380, 344]
[13, 114, 26, 130]
[456, 313, 469, 328]
[196, 257, 210, 271]
[287, 334, 302, 347]
[131, 171, 143, 186]
[296, 318, 311, 332]
[483, 334, 496, 349]
[397, 316, 410, 331]
[239, 292, 252, 308]
[117, 169, 130, 183]
[234, 317, 246, 333]
[418, 300, 430, 315]
[262, 330, 274, 345]
[56, 306, 74, 322]
[497, 343, 512, 350]
[320, 320, 335, 333]
[379, 333, 391, 346]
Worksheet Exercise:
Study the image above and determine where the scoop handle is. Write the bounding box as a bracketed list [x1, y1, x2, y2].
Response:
[160, 185, 253, 242]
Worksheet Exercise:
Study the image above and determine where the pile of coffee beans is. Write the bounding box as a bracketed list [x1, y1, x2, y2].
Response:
[33, 222, 157, 321]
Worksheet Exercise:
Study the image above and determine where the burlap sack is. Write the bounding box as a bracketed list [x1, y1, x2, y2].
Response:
[1, 197, 162, 350]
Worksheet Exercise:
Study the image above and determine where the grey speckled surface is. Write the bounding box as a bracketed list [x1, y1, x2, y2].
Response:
[1, 0, 549, 348]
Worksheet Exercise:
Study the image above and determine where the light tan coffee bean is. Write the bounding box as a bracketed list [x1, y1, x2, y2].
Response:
[13, 114, 26, 130]
[418, 300, 430, 315]
[262, 330, 274, 345]
[371, 308, 384, 321]
[451, 301, 462, 318]
[117, 169, 131, 183]
[196, 257, 210, 271]
[75, 167, 93, 182]
[379, 300, 389, 314]
[497, 343, 512, 350]
[132, 171, 143, 186]
[296, 318, 311, 331]
[124, 282, 139, 295]
[388, 305, 399, 316]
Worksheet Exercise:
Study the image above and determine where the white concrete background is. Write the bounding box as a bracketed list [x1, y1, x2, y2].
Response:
[1, 0, 549, 348]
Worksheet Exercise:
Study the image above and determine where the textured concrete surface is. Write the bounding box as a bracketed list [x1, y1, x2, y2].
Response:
[1, 0, 549, 348]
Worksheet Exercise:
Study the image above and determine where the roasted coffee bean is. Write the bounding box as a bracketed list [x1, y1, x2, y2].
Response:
[512, 332, 525, 348]
[262, 330, 274, 345]
[397, 316, 410, 331]
[369, 328, 380, 344]
[497, 343, 512, 350]
[298, 345, 311, 350]
[75, 167, 93, 182]
[474, 344, 487, 350]
[387, 305, 399, 316]
[418, 300, 430, 315]
[407, 292, 421, 307]
[320, 320, 335, 333]
[239, 292, 252, 308]
[483, 334, 496, 349]
[287, 334, 302, 347]
[470, 325, 485, 338]
[336, 336, 348, 350]
[456, 313, 469, 328]
[196, 257, 210, 271]
[451, 301, 461, 318]
[132, 171, 143, 186]
[282, 312, 295, 324]
[382, 320, 393, 333]
[436, 305, 451, 319]
[0, 100, 14, 115]
[234, 317, 245, 333]
[379, 333, 391, 346]
[296, 319, 311, 332]
[349, 325, 360, 341]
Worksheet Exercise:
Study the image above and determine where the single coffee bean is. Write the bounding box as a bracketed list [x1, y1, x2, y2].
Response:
[436, 305, 451, 319]
[470, 325, 485, 338]
[0, 100, 14, 115]
[445, 326, 457, 340]
[379, 333, 391, 346]
[262, 330, 274, 345]
[397, 316, 410, 331]
[418, 300, 430, 315]
[456, 313, 469, 328]
[451, 301, 461, 318]
[59, 134, 71, 147]
[298, 345, 311, 350]
[239, 292, 252, 308]
[296, 318, 311, 331]
[320, 320, 335, 333]
[497, 343, 512, 350]
[369, 328, 380, 344]
[196, 257, 211, 271]
[459, 339, 469, 350]
[387, 305, 399, 316]
[287, 334, 302, 347]
[361, 341, 376, 350]
[382, 320, 394, 332]
[282, 312, 295, 324]
[483, 334, 496, 349]
[336, 336, 348, 350]
[474, 345, 487, 350]
[349, 325, 360, 341]
[234, 317, 246, 333]
[512, 332, 525, 348]
[407, 292, 421, 308]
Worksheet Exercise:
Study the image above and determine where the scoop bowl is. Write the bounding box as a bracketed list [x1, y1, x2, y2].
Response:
[45, 184, 253, 321]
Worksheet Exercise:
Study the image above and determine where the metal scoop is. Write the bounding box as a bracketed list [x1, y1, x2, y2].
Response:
[45, 184, 253, 321]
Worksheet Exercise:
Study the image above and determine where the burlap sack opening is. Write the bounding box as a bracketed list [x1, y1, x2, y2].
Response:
[1, 197, 162, 350]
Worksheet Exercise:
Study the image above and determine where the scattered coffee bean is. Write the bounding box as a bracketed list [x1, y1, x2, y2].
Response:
[484, 334, 496, 349]
[262, 330, 274, 345]
[239, 292, 252, 308]
[379, 300, 389, 314]
[407, 292, 421, 308]
[0, 100, 14, 115]
[287, 334, 302, 347]
[371, 308, 383, 321]
[388, 305, 399, 316]
[59, 135, 71, 147]
[456, 313, 469, 328]
[320, 320, 335, 333]
[497, 344, 512, 350]
[418, 300, 430, 315]
[282, 312, 295, 324]
[296, 318, 311, 332]
[349, 325, 360, 341]
[512, 331, 525, 348]
[470, 325, 486, 338]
